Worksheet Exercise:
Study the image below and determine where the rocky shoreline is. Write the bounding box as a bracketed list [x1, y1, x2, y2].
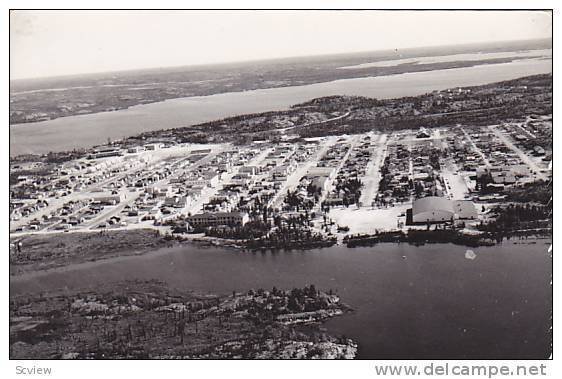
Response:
[10, 280, 357, 359]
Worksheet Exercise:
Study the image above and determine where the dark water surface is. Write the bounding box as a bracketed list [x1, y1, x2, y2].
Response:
[10, 240, 552, 359]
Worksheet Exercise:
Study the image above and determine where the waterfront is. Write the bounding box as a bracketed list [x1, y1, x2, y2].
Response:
[10, 240, 552, 359]
[10, 57, 551, 156]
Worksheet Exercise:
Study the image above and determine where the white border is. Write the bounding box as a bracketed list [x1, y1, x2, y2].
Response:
[2, 2, 559, 379]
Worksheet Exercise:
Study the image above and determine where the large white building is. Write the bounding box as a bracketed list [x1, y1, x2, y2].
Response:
[186, 211, 249, 228]
[412, 196, 477, 223]
[412, 196, 454, 223]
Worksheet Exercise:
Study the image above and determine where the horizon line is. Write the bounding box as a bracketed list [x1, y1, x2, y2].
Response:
[10, 36, 552, 82]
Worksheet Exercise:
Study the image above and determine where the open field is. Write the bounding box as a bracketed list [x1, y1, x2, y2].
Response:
[329, 206, 409, 234]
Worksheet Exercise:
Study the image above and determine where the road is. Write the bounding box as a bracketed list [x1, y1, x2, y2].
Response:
[359, 133, 388, 207]
[460, 127, 491, 168]
[488, 125, 547, 181]
[278, 111, 351, 134]
[315, 135, 361, 211]
[269, 138, 336, 209]
[441, 161, 470, 200]
[183, 146, 273, 216]
[10, 144, 225, 234]
[87, 191, 141, 229]
[10, 150, 159, 231]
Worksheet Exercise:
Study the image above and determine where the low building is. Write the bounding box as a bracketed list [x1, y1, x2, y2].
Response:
[452, 200, 478, 220]
[92, 192, 123, 205]
[310, 176, 329, 193]
[147, 185, 172, 197]
[307, 166, 336, 179]
[145, 143, 161, 151]
[127, 146, 143, 154]
[416, 127, 431, 139]
[239, 166, 259, 176]
[491, 172, 516, 185]
[184, 174, 219, 188]
[533, 146, 546, 156]
[88, 149, 123, 159]
[190, 148, 212, 155]
[164, 195, 189, 208]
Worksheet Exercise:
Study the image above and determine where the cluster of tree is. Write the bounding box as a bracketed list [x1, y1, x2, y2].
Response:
[477, 203, 552, 235]
[205, 220, 271, 240]
[429, 149, 442, 170]
[242, 197, 274, 223]
[293, 74, 552, 139]
[292, 95, 381, 112]
[245, 225, 336, 249]
[243, 285, 335, 323]
[334, 177, 363, 206]
[344, 229, 496, 248]
[375, 164, 413, 205]
[377, 157, 392, 193]
[504, 180, 552, 204]
[306, 182, 322, 198]
[273, 212, 314, 229]
[495, 204, 550, 223]
[475, 172, 496, 194]
[284, 189, 316, 211]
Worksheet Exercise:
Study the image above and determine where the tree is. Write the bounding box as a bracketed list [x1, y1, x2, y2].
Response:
[287, 295, 302, 312]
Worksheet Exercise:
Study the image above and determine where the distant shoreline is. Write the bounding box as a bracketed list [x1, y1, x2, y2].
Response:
[10, 50, 551, 127]
[10, 48, 552, 156]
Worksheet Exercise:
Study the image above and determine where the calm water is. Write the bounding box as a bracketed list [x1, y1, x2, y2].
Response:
[10, 57, 551, 156]
[10, 241, 552, 359]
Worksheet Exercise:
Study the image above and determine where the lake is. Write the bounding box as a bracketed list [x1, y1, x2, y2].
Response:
[10, 240, 552, 359]
[10, 57, 552, 156]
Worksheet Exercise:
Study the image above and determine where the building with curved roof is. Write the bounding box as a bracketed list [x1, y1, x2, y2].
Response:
[412, 196, 455, 223]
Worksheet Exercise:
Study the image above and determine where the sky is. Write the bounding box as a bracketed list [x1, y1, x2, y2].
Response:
[10, 10, 552, 80]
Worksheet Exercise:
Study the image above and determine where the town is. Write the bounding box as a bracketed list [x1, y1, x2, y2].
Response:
[9, 83, 552, 258]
